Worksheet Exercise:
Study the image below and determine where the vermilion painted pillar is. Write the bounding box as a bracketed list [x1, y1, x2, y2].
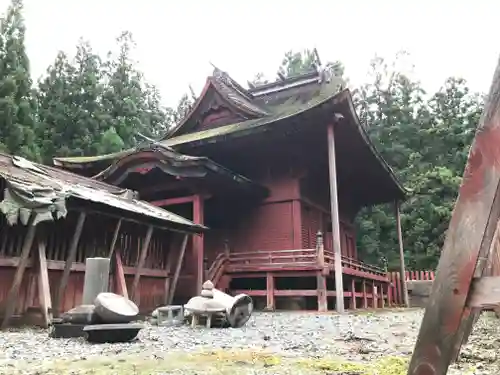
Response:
[193, 195, 204, 294]
[266, 273, 275, 310]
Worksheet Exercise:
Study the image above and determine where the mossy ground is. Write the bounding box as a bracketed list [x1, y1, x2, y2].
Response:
[4, 350, 409, 375]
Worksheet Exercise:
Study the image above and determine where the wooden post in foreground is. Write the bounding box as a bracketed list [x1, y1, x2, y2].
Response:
[130, 225, 154, 302]
[326, 122, 344, 313]
[408, 54, 500, 375]
[166, 234, 189, 305]
[1, 221, 37, 329]
[395, 200, 409, 307]
[316, 231, 328, 312]
[54, 212, 86, 317]
[193, 195, 205, 294]
[37, 240, 52, 328]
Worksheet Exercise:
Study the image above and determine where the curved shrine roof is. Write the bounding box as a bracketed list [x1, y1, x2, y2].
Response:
[52, 68, 406, 203]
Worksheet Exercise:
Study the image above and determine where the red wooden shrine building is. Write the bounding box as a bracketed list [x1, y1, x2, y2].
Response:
[54, 63, 407, 312]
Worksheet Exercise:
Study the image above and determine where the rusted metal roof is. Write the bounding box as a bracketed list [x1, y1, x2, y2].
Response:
[0, 153, 205, 232]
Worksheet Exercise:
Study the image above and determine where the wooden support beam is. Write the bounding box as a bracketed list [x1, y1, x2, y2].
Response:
[25, 270, 37, 310]
[380, 283, 385, 308]
[351, 279, 357, 309]
[395, 201, 409, 307]
[0, 257, 169, 278]
[114, 249, 128, 299]
[1, 222, 37, 329]
[234, 289, 339, 297]
[108, 219, 122, 258]
[166, 234, 189, 305]
[317, 271, 328, 312]
[130, 225, 154, 302]
[193, 194, 205, 294]
[37, 240, 52, 328]
[326, 122, 344, 313]
[163, 243, 177, 305]
[54, 212, 86, 317]
[408, 55, 500, 375]
[362, 281, 368, 308]
[266, 272, 275, 310]
[372, 281, 377, 308]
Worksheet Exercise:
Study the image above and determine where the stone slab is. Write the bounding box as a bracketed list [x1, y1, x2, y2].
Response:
[50, 323, 86, 339]
[83, 323, 144, 343]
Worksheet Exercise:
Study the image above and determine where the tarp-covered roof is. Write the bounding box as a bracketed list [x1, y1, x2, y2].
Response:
[0, 153, 205, 232]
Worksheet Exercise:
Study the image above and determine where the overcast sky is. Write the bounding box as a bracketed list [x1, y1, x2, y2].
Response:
[9, 0, 500, 107]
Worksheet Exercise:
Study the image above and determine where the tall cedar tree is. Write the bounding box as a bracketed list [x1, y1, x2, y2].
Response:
[36, 40, 106, 162]
[273, 50, 481, 270]
[0, 0, 37, 159]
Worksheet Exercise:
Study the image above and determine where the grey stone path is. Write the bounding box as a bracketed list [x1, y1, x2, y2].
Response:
[0, 309, 497, 374]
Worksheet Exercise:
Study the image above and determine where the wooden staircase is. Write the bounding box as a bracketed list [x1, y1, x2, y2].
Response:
[207, 251, 230, 290]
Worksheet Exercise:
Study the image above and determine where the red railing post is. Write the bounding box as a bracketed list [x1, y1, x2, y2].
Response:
[316, 231, 326, 271]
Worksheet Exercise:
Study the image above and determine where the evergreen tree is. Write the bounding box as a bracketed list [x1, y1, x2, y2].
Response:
[101, 31, 170, 148]
[0, 0, 37, 159]
[354, 54, 482, 270]
[36, 40, 106, 161]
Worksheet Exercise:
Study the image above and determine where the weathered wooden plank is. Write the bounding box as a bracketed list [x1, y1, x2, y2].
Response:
[37, 240, 52, 328]
[1, 223, 37, 329]
[130, 226, 153, 301]
[451, 220, 500, 362]
[0, 257, 169, 277]
[114, 249, 128, 299]
[408, 54, 500, 375]
[266, 272, 275, 310]
[316, 271, 327, 312]
[192, 195, 204, 294]
[54, 212, 86, 317]
[166, 234, 189, 305]
[468, 276, 500, 308]
[107, 219, 122, 258]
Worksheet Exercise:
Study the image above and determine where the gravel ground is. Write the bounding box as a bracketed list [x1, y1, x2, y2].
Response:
[0, 308, 498, 374]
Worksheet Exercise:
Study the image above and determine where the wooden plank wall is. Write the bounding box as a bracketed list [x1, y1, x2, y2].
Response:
[0, 210, 177, 322]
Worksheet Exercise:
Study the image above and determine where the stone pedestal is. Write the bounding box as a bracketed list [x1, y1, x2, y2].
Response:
[82, 257, 110, 305]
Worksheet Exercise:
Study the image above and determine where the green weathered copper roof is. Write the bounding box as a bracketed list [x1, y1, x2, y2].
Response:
[53, 77, 344, 166]
[163, 79, 343, 147]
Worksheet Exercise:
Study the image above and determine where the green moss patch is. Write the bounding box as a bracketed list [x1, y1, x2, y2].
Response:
[2, 350, 411, 375]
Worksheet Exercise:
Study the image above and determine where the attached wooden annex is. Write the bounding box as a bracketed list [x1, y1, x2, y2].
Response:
[0, 153, 204, 328]
[54, 60, 408, 312]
